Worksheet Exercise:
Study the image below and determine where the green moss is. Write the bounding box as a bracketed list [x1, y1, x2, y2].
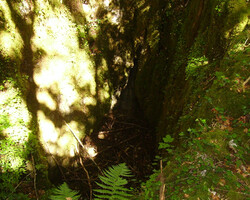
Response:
[138, 1, 249, 198]
[202, 130, 228, 157]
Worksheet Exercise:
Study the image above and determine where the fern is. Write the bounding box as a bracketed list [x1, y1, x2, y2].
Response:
[49, 182, 80, 200]
[94, 163, 133, 200]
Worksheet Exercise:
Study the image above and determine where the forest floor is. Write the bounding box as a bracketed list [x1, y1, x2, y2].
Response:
[36, 111, 155, 199]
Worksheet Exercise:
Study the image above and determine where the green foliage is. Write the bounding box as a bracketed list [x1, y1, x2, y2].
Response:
[0, 81, 48, 198]
[214, 71, 231, 87]
[2, 192, 30, 200]
[0, 113, 10, 133]
[186, 33, 208, 79]
[0, 113, 26, 198]
[158, 134, 174, 153]
[49, 182, 80, 200]
[140, 109, 249, 199]
[77, 24, 89, 48]
[139, 170, 161, 200]
[214, 0, 226, 15]
[94, 163, 133, 200]
[186, 55, 208, 79]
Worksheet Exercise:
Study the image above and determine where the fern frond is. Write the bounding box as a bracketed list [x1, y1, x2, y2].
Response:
[94, 163, 133, 200]
[50, 182, 80, 200]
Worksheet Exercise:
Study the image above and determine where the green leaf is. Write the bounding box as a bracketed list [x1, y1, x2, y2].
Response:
[179, 132, 185, 136]
[49, 182, 80, 200]
[94, 163, 133, 200]
[163, 135, 174, 143]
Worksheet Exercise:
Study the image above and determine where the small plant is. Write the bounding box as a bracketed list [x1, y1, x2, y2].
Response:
[49, 182, 80, 200]
[214, 71, 231, 87]
[214, 0, 226, 15]
[94, 163, 133, 200]
[140, 169, 161, 200]
[186, 55, 208, 79]
[158, 134, 174, 153]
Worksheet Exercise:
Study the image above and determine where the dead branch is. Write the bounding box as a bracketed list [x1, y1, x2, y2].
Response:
[159, 160, 166, 200]
[7, 172, 32, 200]
[79, 157, 92, 200]
[243, 76, 250, 92]
[64, 121, 102, 174]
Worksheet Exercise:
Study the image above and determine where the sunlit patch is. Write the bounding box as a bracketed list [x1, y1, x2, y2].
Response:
[114, 56, 123, 65]
[74, 57, 96, 95]
[0, 0, 111, 164]
[98, 131, 106, 139]
[82, 1, 99, 21]
[38, 111, 79, 157]
[0, 84, 30, 142]
[0, 1, 23, 58]
[0, 82, 31, 173]
[33, 5, 77, 56]
[82, 4, 91, 15]
[85, 146, 97, 158]
[9, 156, 23, 171]
[36, 89, 57, 110]
[107, 9, 122, 25]
[34, 57, 67, 87]
[38, 110, 59, 143]
[83, 96, 96, 106]
[34, 54, 95, 114]
[32, 0, 98, 157]
[58, 134, 73, 156]
[0, 32, 15, 55]
[103, 0, 111, 7]
[19, 0, 33, 17]
[58, 83, 79, 114]
[99, 83, 110, 103]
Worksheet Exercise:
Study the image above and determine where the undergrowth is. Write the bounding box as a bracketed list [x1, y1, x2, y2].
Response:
[49, 182, 81, 200]
[94, 163, 133, 200]
[0, 80, 48, 199]
[137, 20, 250, 200]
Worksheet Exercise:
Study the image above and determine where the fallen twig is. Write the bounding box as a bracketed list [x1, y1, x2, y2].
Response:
[243, 76, 250, 93]
[7, 172, 32, 200]
[79, 157, 92, 200]
[64, 120, 102, 173]
[159, 160, 166, 200]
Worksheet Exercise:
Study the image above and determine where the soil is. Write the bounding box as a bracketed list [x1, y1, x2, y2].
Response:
[64, 110, 156, 198]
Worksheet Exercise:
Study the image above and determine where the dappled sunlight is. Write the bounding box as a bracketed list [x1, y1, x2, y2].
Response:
[31, 0, 110, 160]
[36, 89, 57, 111]
[38, 110, 59, 143]
[33, 12, 77, 56]
[0, 83, 31, 172]
[82, 0, 122, 25]
[70, 55, 96, 95]
[0, 84, 31, 142]
[0, 1, 23, 59]
[38, 110, 79, 157]
[0, 0, 249, 198]
[0, 0, 131, 172]
[97, 58, 110, 102]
